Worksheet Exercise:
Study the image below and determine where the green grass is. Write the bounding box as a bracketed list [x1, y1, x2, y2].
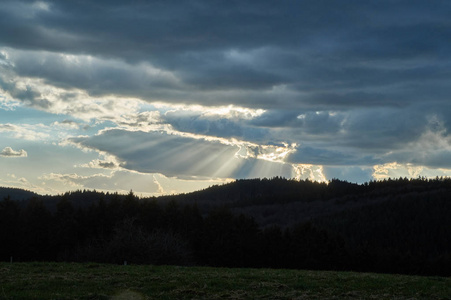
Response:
[0, 262, 449, 299]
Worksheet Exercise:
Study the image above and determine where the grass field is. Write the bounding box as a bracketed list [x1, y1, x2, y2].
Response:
[0, 262, 450, 299]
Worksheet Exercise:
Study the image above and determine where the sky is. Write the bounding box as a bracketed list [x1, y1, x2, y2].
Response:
[1, 0, 451, 196]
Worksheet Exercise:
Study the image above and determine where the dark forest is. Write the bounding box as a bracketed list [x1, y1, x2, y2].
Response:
[1, 177, 450, 276]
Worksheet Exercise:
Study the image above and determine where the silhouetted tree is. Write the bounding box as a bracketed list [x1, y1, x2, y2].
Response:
[21, 198, 53, 261]
[0, 196, 21, 260]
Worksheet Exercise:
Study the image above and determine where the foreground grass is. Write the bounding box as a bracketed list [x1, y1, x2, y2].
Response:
[0, 262, 449, 299]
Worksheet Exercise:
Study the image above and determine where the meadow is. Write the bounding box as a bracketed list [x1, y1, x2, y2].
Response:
[0, 262, 449, 299]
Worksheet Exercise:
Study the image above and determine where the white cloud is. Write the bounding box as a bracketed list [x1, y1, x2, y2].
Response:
[52, 120, 81, 130]
[0, 94, 20, 111]
[0, 123, 51, 141]
[79, 153, 123, 170]
[372, 162, 451, 181]
[0, 146, 27, 157]
[0, 173, 32, 189]
[293, 164, 327, 182]
[40, 170, 168, 196]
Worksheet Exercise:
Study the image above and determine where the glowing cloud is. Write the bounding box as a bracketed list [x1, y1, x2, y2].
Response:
[373, 162, 451, 181]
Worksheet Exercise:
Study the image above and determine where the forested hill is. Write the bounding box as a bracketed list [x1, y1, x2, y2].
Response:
[0, 187, 39, 202]
[159, 177, 451, 227]
[2, 177, 451, 226]
[1, 177, 450, 275]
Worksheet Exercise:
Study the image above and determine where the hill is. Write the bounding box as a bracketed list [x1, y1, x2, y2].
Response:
[4, 177, 451, 228]
[1, 177, 450, 275]
[159, 177, 451, 228]
[0, 187, 40, 202]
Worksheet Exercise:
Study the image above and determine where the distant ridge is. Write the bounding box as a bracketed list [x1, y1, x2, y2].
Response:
[0, 187, 40, 201]
[2, 177, 451, 223]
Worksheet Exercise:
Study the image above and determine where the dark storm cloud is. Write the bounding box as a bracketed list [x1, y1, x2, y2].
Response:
[2, 0, 451, 109]
[163, 110, 268, 142]
[340, 107, 428, 151]
[250, 110, 300, 128]
[3, 50, 180, 99]
[386, 149, 451, 170]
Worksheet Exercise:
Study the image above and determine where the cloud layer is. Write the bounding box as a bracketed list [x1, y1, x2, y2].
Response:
[1, 0, 451, 194]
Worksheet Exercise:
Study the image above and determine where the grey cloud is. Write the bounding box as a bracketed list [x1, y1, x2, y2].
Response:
[5, 50, 180, 100]
[174, 48, 286, 90]
[340, 108, 428, 151]
[296, 111, 344, 135]
[251, 110, 344, 137]
[416, 151, 451, 169]
[258, 104, 451, 167]
[287, 145, 379, 166]
[161, 104, 450, 169]
[382, 149, 451, 170]
[249, 110, 300, 128]
[164, 108, 344, 144]
[97, 161, 118, 169]
[1, 0, 450, 110]
[380, 115, 451, 169]
[166, 112, 243, 138]
[163, 110, 268, 142]
[21, 1, 446, 62]
[0, 69, 53, 109]
[59, 119, 80, 127]
[71, 129, 295, 179]
[60, 119, 76, 124]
